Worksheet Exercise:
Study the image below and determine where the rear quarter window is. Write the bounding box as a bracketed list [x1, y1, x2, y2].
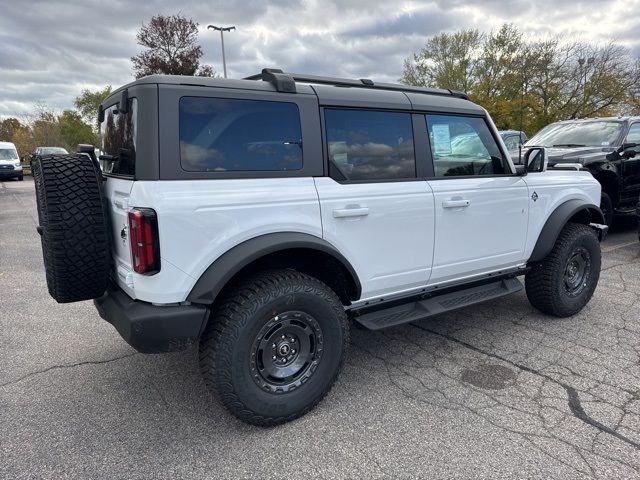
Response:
[179, 97, 303, 172]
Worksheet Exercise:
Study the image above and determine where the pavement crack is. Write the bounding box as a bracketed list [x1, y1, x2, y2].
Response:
[410, 323, 640, 451]
[0, 352, 138, 388]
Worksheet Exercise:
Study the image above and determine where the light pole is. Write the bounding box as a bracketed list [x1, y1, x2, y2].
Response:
[208, 25, 236, 78]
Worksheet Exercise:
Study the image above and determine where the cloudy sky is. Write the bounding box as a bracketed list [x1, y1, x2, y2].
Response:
[1, 0, 639, 119]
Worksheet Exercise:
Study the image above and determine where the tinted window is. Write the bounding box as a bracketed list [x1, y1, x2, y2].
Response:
[426, 115, 506, 177]
[325, 109, 415, 181]
[179, 97, 302, 172]
[100, 98, 137, 175]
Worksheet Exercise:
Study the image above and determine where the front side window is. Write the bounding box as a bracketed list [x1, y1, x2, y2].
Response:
[426, 115, 506, 177]
[626, 123, 640, 151]
[324, 109, 416, 181]
[100, 98, 137, 175]
[179, 97, 302, 172]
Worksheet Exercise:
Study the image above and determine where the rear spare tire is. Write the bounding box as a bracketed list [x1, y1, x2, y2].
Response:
[32, 154, 110, 303]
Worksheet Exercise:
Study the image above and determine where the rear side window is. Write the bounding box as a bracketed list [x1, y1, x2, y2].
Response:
[425, 114, 506, 177]
[100, 98, 137, 176]
[179, 97, 303, 172]
[324, 109, 416, 181]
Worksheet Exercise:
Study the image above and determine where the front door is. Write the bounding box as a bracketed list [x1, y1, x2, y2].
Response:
[315, 108, 435, 300]
[422, 114, 529, 284]
[621, 122, 640, 203]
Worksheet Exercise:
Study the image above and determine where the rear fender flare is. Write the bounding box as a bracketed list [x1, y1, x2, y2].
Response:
[186, 232, 362, 304]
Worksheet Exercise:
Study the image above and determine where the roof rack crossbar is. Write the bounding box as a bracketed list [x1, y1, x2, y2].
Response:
[244, 69, 469, 100]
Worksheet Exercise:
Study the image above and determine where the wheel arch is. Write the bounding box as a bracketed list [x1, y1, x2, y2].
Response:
[528, 200, 604, 263]
[186, 232, 362, 306]
[594, 170, 619, 206]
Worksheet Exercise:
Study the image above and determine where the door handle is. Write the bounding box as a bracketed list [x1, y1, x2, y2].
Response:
[442, 199, 470, 208]
[333, 207, 370, 218]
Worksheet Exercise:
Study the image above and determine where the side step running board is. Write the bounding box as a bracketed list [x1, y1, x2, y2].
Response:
[354, 278, 523, 330]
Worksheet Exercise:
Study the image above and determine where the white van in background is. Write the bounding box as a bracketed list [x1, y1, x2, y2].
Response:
[0, 141, 23, 181]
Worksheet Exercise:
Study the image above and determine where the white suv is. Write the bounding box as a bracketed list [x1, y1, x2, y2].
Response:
[32, 70, 607, 426]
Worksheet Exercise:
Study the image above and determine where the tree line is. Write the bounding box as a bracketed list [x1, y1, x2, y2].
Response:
[402, 24, 640, 135]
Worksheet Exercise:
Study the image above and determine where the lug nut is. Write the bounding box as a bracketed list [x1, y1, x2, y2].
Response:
[272, 356, 276, 360]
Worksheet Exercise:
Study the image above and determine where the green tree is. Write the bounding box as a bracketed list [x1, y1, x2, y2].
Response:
[402, 25, 640, 135]
[131, 14, 215, 79]
[74, 86, 112, 131]
[402, 29, 483, 93]
[0, 117, 23, 142]
[59, 110, 98, 149]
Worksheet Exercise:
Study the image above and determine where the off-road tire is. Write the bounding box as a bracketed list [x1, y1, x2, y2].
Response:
[525, 223, 601, 317]
[600, 192, 613, 226]
[32, 154, 110, 303]
[199, 269, 349, 426]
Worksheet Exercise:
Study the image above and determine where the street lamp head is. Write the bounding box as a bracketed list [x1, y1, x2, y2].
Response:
[207, 25, 236, 32]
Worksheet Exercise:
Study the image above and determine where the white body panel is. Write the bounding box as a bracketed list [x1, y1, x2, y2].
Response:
[427, 176, 529, 284]
[522, 171, 601, 258]
[108, 169, 601, 305]
[314, 177, 435, 299]
[111, 177, 322, 304]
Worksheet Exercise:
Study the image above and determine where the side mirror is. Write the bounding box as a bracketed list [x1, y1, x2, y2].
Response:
[523, 147, 548, 173]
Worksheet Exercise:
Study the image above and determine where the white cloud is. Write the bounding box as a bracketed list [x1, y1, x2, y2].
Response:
[0, 0, 638, 119]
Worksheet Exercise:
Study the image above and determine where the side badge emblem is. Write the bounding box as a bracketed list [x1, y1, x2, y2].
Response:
[121, 225, 128, 240]
[531, 192, 538, 202]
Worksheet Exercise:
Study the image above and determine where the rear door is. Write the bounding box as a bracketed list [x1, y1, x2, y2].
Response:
[315, 106, 435, 300]
[423, 114, 529, 284]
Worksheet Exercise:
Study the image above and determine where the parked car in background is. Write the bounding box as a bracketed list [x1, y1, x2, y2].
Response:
[0, 141, 23, 181]
[523, 118, 640, 226]
[499, 130, 528, 153]
[30, 147, 68, 163]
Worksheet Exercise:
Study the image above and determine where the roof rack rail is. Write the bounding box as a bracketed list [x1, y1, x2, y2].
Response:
[244, 68, 469, 100]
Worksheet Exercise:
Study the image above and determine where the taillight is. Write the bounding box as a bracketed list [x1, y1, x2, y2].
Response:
[128, 208, 161, 275]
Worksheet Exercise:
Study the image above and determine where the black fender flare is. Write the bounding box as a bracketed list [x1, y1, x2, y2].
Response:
[186, 232, 362, 304]
[529, 200, 604, 262]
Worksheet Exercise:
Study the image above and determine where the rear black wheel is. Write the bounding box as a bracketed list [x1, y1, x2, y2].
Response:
[199, 270, 349, 426]
[525, 223, 601, 317]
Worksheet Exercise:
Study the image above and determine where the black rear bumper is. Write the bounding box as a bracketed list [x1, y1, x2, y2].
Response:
[94, 285, 209, 353]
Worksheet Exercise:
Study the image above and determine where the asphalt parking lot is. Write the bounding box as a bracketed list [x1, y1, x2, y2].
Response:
[1, 177, 639, 479]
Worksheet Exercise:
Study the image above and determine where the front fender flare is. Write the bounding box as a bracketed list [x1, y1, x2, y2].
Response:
[186, 232, 362, 304]
[529, 200, 604, 263]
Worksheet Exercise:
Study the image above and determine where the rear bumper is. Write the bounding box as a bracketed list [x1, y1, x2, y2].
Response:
[94, 284, 209, 353]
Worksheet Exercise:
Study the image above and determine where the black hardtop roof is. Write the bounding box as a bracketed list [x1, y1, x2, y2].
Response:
[103, 69, 482, 113]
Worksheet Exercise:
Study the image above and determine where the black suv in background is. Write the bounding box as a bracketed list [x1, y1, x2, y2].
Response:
[522, 117, 640, 226]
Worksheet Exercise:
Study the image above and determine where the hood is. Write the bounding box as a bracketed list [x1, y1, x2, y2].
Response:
[533, 146, 613, 165]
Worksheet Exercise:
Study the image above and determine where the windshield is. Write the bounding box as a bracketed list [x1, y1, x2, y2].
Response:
[40, 147, 68, 155]
[0, 148, 19, 160]
[527, 121, 623, 148]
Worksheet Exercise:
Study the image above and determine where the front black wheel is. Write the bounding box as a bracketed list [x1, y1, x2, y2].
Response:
[199, 270, 349, 426]
[525, 223, 601, 317]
